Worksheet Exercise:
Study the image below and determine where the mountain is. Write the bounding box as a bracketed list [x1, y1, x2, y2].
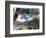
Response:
[15, 14, 33, 23]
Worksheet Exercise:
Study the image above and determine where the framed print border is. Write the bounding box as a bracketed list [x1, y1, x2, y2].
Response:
[5, 1, 45, 37]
